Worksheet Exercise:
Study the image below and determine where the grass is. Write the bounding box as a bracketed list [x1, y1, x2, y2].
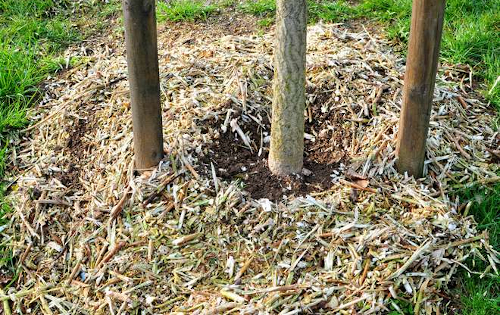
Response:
[0, 0, 121, 280]
[239, 0, 276, 16]
[157, 0, 217, 22]
[452, 184, 500, 314]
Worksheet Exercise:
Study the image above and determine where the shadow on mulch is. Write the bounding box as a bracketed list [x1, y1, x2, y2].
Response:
[199, 87, 352, 201]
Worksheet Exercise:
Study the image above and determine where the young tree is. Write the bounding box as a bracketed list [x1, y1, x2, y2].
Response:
[268, 0, 307, 176]
[122, 0, 164, 170]
[396, 0, 446, 177]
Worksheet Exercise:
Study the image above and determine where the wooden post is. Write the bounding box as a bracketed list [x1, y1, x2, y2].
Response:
[396, 0, 446, 178]
[122, 0, 163, 170]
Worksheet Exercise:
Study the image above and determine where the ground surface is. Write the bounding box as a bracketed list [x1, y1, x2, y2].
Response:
[0, 3, 499, 315]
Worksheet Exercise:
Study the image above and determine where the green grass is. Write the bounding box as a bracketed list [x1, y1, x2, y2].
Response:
[239, 0, 276, 16]
[307, 0, 356, 22]
[157, 0, 217, 22]
[452, 184, 500, 314]
[238, 0, 354, 21]
[0, 0, 121, 282]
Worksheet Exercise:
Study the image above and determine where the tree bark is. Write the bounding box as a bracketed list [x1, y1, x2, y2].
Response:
[269, 0, 307, 176]
[122, 0, 164, 170]
[396, 0, 446, 178]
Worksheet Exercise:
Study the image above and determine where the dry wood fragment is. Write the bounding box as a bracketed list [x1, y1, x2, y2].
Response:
[388, 241, 431, 280]
[339, 179, 377, 193]
[234, 256, 254, 283]
[19, 243, 32, 265]
[182, 158, 200, 180]
[0, 286, 11, 315]
[109, 185, 131, 223]
[359, 258, 371, 285]
[172, 233, 202, 246]
[456, 96, 468, 109]
[106, 290, 130, 303]
[206, 302, 240, 314]
[142, 171, 184, 207]
[96, 241, 127, 269]
[66, 260, 82, 284]
[220, 289, 247, 303]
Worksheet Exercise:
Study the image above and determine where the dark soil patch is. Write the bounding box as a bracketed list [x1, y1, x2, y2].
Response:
[54, 105, 96, 190]
[199, 87, 351, 200]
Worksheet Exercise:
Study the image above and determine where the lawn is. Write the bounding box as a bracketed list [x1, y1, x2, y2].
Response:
[0, 0, 498, 313]
[452, 184, 500, 314]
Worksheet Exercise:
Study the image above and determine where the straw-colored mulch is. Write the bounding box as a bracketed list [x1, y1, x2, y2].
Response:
[1, 17, 499, 314]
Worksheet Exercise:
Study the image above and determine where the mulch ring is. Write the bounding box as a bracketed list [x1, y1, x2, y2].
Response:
[1, 16, 499, 315]
[198, 86, 352, 201]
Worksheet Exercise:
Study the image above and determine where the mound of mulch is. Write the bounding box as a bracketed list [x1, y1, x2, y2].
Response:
[1, 15, 498, 315]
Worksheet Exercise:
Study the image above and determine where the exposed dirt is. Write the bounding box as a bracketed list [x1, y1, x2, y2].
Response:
[157, 9, 259, 48]
[53, 104, 97, 190]
[199, 86, 351, 200]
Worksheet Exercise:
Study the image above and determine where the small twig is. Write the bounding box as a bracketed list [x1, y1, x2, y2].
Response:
[94, 243, 109, 269]
[147, 239, 153, 262]
[332, 295, 369, 312]
[442, 232, 486, 249]
[0, 286, 11, 315]
[17, 202, 40, 239]
[142, 171, 184, 207]
[206, 302, 241, 315]
[182, 158, 200, 180]
[445, 130, 471, 160]
[109, 185, 131, 223]
[172, 233, 202, 246]
[456, 96, 468, 109]
[339, 179, 377, 193]
[19, 243, 33, 265]
[234, 256, 254, 283]
[388, 241, 431, 280]
[66, 259, 82, 284]
[221, 289, 247, 303]
[246, 284, 309, 295]
[486, 148, 500, 159]
[359, 258, 371, 285]
[371, 85, 385, 115]
[96, 241, 127, 269]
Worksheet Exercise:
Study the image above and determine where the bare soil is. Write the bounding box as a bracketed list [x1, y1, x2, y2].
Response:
[199, 86, 352, 200]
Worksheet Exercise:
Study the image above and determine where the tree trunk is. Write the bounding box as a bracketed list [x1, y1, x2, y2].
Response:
[122, 0, 164, 170]
[269, 0, 307, 176]
[396, 0, 446, 178]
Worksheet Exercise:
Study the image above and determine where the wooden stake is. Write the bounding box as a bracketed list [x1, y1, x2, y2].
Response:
[396, 0, 446, 178]
[122, 0, 163, 170]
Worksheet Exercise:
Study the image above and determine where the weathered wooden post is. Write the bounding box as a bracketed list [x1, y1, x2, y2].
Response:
[396, 0, 446, 177]
[122, 0, 163, 170]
